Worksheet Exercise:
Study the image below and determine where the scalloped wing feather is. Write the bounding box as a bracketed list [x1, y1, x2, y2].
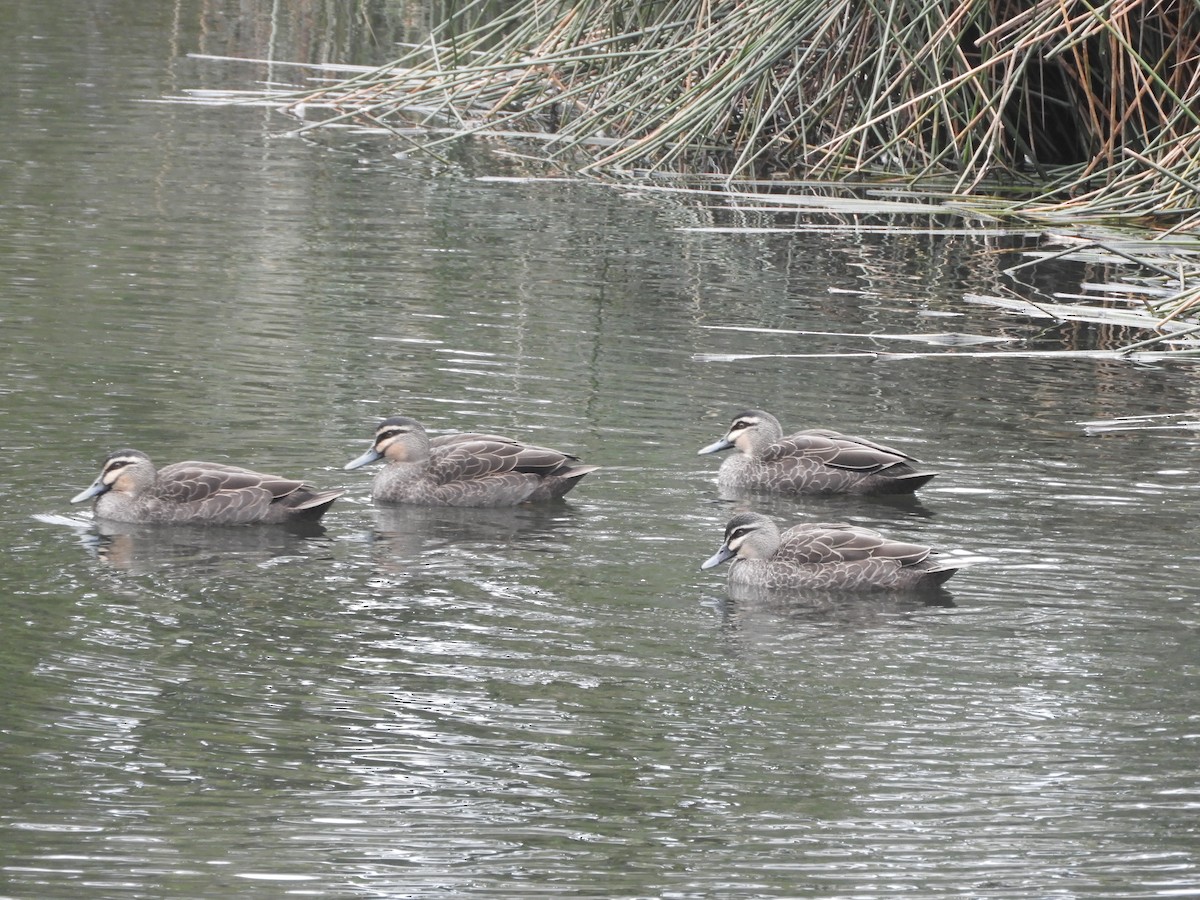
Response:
[798, 429, 920, 461]
[156, 462, 308, 504]
[779, 523, 932, 567]
[430, 439, 578, 484]
[763, 432, 917, 474]
[429, 432, 522, 449]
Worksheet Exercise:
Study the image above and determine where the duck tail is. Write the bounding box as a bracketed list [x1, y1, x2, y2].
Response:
[529, 465, 600, 502]
[920, 565, 959, 587]
[563, 464, 601, 480]
[879, 471, 937, 494]
[288, 489, 345, 521]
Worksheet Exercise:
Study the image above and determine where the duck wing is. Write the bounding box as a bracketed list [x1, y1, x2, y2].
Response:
[778, 522, 933, 566]
[429, 432, 522, 449]
[765, 430, 920, 473]
[429, 439, 581, 484]
[800, 429, 921, 460]
[156, 461, 311, 504]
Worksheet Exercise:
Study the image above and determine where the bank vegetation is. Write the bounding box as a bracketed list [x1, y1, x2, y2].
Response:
[276, 0, 1198, 229]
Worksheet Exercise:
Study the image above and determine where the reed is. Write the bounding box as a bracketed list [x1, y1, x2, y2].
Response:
[281, 0, 1199, 227]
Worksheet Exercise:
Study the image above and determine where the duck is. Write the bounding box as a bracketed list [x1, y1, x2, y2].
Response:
[701, 512, 961, 591]
[698, 409, 936, 495]
[344, 415, 599, 507]
[71, 449, 344, 525]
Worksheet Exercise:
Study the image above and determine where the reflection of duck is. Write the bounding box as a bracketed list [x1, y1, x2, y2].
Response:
[345, 416, 599, 506]
[715, 581, 955, 631]
[702, 512, 962, 591]
[71, 450, 343, 525]
[82, 520, 330, 572]
[699, 410, 935, 496]
[739, 489, 936, 526]
[366, 503, 580, 560]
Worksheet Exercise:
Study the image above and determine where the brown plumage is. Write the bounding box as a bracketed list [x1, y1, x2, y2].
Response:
[698, 409, 936, 496]
[344, 415, 599, 507]
[70, 449, 343, 525]
[702, 512, 961, 591]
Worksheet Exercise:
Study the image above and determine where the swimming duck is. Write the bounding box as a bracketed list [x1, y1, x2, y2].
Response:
[344, 415, 599, 507]
[698, 409, 936, 495]
[71, 449, 344, 525]
[702, 512, 961, 591]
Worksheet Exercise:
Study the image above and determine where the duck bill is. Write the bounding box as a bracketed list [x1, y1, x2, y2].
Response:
[701, 544, 736, 570]
[70, 478, 109, 504]
[344, 447, 384, 470]
[697, 437, 734, 456]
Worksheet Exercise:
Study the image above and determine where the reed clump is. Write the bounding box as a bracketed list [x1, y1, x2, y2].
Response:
[285, 0, 1199, 227]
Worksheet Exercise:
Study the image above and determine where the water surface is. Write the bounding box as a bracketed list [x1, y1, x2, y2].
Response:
[3, 2, 1200, 897]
